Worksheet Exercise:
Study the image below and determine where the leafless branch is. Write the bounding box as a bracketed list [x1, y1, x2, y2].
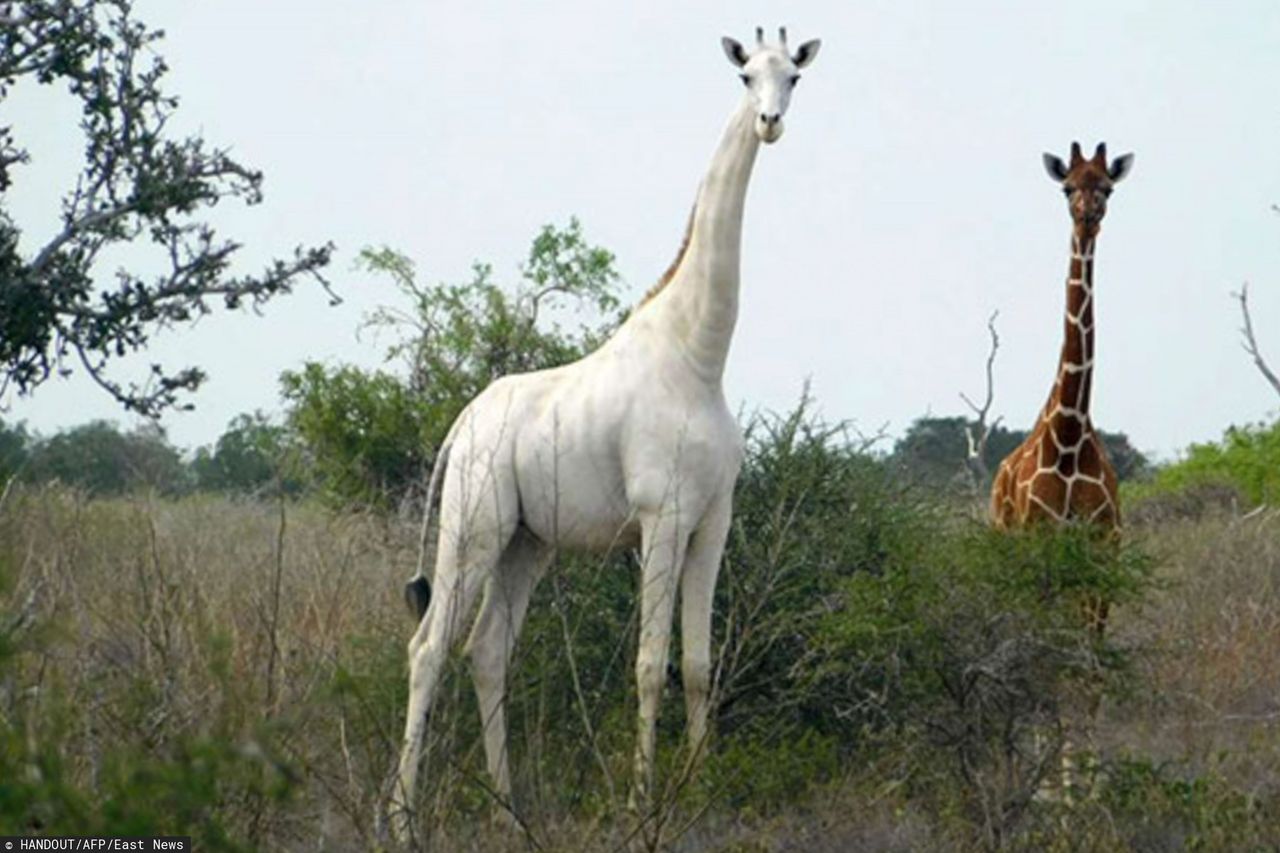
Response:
[1234, 283, 1280, 400]
[960, 310, 1003, 493]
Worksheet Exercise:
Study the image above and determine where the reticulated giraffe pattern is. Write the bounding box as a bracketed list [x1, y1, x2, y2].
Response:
[991, 141, 1133, 532]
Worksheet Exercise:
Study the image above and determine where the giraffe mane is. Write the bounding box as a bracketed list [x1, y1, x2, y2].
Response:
[637, 204, 696, 308]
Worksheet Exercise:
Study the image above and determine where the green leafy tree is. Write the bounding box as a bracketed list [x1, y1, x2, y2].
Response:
[23, 419, 186, 495]
[1140, 419, 1280, 507]
[893, 415, 1149, 490]
[279, 364, 424, 505]
[0, 418, 28, 483]
[191, 412, 296, 494]
[283, 218, 622, 507]
[892, 415, 1026, 490]
[0, 0, 333, 416]
[1098, 429, 1150, 483]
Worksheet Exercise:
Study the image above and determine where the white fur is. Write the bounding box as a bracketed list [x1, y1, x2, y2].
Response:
[389, 31, 818, 835]
[729, 36, 815, 144]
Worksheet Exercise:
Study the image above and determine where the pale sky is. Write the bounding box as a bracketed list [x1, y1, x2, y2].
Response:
[5, 1, 1279, 459]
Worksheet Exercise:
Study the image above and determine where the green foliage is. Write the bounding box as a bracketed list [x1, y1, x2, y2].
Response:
[701, 728, 840, 814]
[817, 523, 1153, 843]
[714, 395, 934, 740]
[0, 0, 331, 415]
[1, 732, 294, 847]
[0, 417, 27, 482]
[283, 219, 623, 507]
[891, 415, 1026, 490]
[1133, 419, 1280, 509]
[823, 525, 1152, 724]
[191, 412, 297, 495]
[360, 217, 621, 424]
[893, 416, 1149, 492]
[23, 420, 187, 495]
[280, 363, 427, 507]
[1099, 756, 1276, 851]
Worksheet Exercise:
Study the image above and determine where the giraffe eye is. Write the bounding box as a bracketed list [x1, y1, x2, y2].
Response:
[790, 74, 801, 86]
[1100, 187, 1113, 198]
[739, 73, 751, 86]
[1062, 187, 1072, 197]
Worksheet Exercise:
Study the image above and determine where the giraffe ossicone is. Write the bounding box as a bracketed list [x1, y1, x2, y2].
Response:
[388, 27, 822, 838]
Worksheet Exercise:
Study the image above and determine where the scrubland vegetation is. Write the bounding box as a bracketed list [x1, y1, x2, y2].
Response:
[3, 220, 1280, 851]
[2, 406, 1279, 851]
[5, 3, 1278, 849]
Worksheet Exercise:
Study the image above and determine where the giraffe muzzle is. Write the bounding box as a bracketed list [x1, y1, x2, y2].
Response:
[755, 113, 785, 143]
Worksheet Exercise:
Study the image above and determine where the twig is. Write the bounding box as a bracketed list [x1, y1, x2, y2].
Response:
[960, 310, 1004, 492]
[264, 495, 287, 713]
[550, 569, 619, 805]
[1234, 282, 1280, 399]
[0, 471, 18, 514]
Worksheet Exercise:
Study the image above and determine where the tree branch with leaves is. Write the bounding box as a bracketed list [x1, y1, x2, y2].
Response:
[0, 0, 334, 416]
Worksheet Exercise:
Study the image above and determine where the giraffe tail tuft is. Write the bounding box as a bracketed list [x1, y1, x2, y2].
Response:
[405, 576, 431, 622]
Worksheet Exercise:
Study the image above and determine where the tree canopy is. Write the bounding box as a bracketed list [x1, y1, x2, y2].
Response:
[21, 418, 185, 494]
[281, 218, 623, 507]
[892, 415, 1149, 489]
[0, 0, 333, 416]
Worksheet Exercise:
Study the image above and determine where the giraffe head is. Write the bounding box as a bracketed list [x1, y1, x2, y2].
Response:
[1043, 142, 1134, 237]
[721, 27, 821, 144]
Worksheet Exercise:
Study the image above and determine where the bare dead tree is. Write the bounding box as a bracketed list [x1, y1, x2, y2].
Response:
[960, 310, 1003, 494]
[1234, 282, 1280, 400]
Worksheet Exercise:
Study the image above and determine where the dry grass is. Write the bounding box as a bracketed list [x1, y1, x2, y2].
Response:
[1, 487, 413, 848]
[1106, 508, 1280, 800]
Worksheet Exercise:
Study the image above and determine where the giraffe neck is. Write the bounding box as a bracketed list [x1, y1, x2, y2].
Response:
[651, 97, 760, 382]
[1043, 231, 1098, 429]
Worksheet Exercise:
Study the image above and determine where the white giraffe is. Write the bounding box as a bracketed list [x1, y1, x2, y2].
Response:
[389, 27, 821, 832]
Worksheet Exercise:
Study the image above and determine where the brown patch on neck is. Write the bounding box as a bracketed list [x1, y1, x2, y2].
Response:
[637, 203, 696, 308]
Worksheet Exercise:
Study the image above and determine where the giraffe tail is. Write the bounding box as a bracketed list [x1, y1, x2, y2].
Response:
[404, 433, 455, 623]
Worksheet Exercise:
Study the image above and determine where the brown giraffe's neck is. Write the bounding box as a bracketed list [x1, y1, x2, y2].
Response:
[1039, 230, 1098, 449]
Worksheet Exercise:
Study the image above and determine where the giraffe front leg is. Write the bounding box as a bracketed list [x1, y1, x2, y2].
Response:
[679, 493, 731, 771]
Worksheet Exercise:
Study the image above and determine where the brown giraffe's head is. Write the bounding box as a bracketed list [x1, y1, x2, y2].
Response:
[1043, 142, 1134, 238]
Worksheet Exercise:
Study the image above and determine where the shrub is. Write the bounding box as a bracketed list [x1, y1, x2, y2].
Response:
[815, 524, 1154, 846]
[22, 421, 189, 496]
[1129, 419, 1280, 511]
[281, 220, 623, 509]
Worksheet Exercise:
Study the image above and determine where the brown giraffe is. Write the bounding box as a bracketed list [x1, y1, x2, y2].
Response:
[991, 141, 1134, 534]
[989, 140, 1134, 802]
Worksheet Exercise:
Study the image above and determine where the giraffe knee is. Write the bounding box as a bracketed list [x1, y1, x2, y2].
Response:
[681, 655, 711, 699]
[636, 658, 666, 709]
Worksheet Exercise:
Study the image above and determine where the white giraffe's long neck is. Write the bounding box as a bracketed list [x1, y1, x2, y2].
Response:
[654, 98, 760, 382]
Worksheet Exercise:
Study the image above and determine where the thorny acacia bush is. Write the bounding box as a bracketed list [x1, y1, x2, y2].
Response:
[2, 414, 1277, 850]
[815, 525, 1154, 846]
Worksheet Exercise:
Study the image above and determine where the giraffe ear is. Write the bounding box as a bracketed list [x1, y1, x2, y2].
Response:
[792, 39, 821, 68]
[1108, 153, 1135, 183]
[721, 37, 749, 68]
[1043, 153, 1069, 183]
